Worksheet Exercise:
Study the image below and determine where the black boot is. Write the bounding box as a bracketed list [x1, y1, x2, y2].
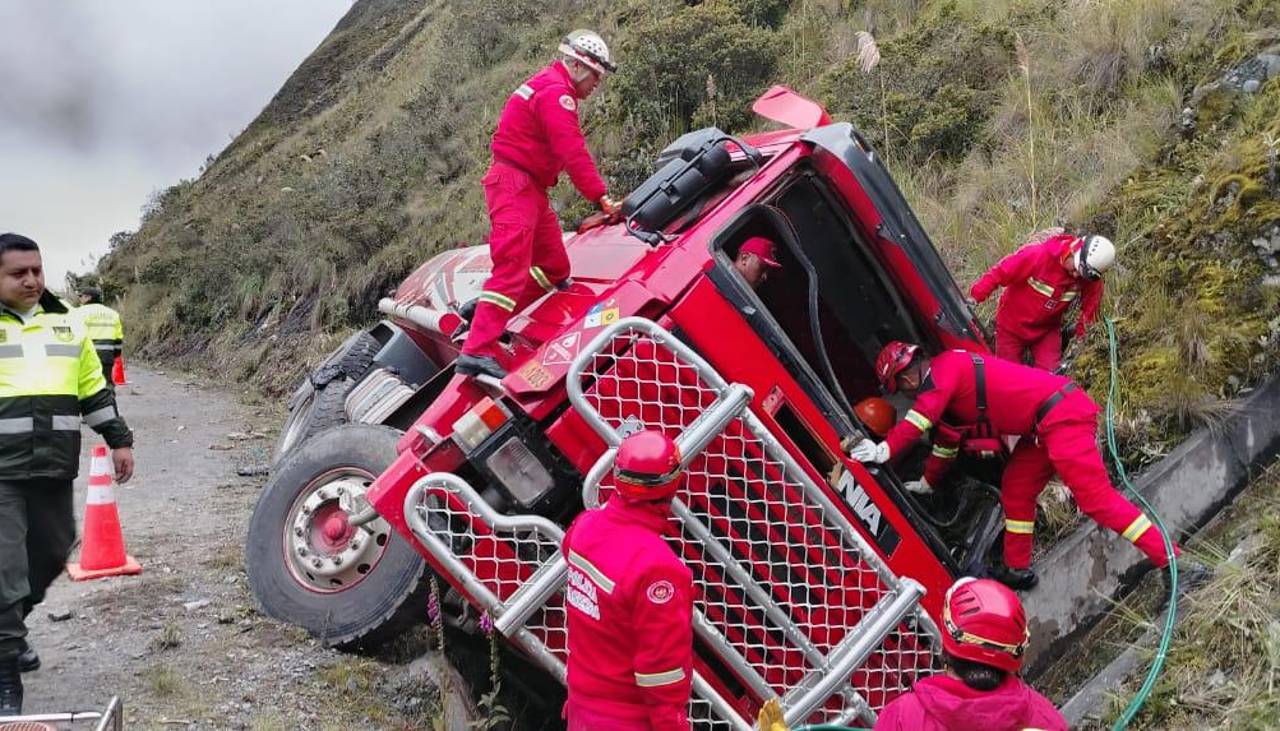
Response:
[16, 640, 39, 673]
[990, 564, 1039, 591]
[0, 657, 22, 715]
[455, 354, 507, 380]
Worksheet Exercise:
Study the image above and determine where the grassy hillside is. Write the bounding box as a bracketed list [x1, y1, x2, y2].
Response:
[96, 0, 1279, 461]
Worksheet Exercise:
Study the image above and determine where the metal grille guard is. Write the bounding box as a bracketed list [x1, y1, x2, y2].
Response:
[404, 317, 940, 728]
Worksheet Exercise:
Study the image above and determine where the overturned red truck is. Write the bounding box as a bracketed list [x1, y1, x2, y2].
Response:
[246, 88, 1005, 728]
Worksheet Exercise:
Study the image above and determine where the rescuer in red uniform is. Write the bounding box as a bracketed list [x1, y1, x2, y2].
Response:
[561, 430, 694, 730]
[457, 30, 622, 379]
[969, 233, 1115, 371]
[874, 577, 1066, 731]
[848, 342, 1179, 590]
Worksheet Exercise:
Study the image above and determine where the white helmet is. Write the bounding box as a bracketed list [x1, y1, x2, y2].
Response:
[559, 30, 616, 75]
[1075, 234, 1116, 281]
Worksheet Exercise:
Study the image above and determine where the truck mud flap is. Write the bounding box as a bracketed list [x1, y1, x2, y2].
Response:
[405, 317, 941, 728]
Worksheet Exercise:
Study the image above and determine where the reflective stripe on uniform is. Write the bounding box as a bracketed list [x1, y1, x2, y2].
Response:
[567, 550, 616, 594]
[1026, 276, 1055, 297]
[51, 414, 80, 430]
[0, 417, 34, 434]
[904, 410, 932, 431]
[514, 84, 534, 100]
[1005, 518, 1035, 535]
[1122, 514, 1153, 543]
[634, 667, 686, 687]
[1059, 289, 1079, 302]
[529, 266, 555, 293]
[931, 444, 959, 459]
[83, 406, 117, 428]
[45, 343, 80, 358]
[479, 290, 517, 312]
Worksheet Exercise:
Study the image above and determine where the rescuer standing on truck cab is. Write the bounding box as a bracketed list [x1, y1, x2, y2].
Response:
[873, 577, 1066, 731]
[0, 234, 134, 715]
[76, 286, 124, 390]
[561, 430, 694, 730]
[969, 233, 1114, 371]
[848, 342, 1179, 590]
[456, 30, 622, 380]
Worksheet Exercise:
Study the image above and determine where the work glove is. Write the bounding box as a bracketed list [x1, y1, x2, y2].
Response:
[757, 698, 788, 731]
[598, 194, 622, 219]
[904, 478, 932, 495]
[849, 438, 890, 464]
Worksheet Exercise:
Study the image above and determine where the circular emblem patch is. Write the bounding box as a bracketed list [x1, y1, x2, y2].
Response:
[646, 580, 675, 605]
[559, 94, 577, 111]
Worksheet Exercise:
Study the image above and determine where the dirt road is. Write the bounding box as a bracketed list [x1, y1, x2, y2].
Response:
[20, 368, 444, 729]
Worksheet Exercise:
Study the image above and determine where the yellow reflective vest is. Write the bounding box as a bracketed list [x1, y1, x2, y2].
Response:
[0, 292, 132, 479]
[76, 301, 124, 355]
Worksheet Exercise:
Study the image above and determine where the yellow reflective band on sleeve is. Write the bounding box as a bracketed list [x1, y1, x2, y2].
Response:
[1005, 519, 1035, 535]
[529, 266, 555, 293]
[1122, 514, 1153, 543]
[1026, 277, 1055, 297]
[567, 550, 615, 594]
[931, 445, 959, 459]
[1059, 289, 1079, 302]
[479, 291, 517, 313]
[635, 667, 686, 687]
[904, 410, 932, 432]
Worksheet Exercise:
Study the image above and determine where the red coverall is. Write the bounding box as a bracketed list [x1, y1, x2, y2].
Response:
[561, 497, 695, 731]
[873, 674, 1066, 731]
[970, 234, 1103, 371]
[883, 350, 1175, 570]
[463, 61, 609, 358]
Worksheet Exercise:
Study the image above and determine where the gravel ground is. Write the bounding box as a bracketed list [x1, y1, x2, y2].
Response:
[18, 367, 451, 730]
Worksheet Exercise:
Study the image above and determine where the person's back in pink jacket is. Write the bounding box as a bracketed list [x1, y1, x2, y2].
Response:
[875, 673, 1066, 731]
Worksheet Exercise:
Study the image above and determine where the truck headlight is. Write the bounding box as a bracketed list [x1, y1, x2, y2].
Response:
[485, 437, 555, 508]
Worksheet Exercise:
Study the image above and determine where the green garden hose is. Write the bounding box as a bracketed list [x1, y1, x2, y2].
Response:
[1104, 316, 1179, 730]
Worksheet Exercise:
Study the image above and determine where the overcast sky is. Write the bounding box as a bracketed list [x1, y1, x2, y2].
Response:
[0, 0, 352, 287]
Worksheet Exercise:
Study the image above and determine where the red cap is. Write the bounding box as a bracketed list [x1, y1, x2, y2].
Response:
[942, 578, 1029, 673]
[614, 431, 683, 502]
[874, 341, 919, 394]
[740, 237, 781, 268]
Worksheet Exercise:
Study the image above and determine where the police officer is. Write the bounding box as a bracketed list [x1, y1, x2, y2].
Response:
[874, 578, 1066, 730]
[849, 341, 1178, 590]
[76, 286, 124, 389]
[561, 430, 694, 730]
[969, 233, 1115, 371]
[0, 234, 134, 715]
[457, 30, 621, 380]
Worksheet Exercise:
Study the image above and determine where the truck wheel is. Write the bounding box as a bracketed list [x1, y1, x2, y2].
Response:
[272, 378, 353, 467]
[247, 424, 429, 650]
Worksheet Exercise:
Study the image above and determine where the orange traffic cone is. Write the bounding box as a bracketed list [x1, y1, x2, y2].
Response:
[66, 444, 142, 581]
[111, 355, 129, 386]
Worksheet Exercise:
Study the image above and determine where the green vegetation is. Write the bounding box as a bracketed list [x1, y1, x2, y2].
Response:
[95, 0, 1279, 472]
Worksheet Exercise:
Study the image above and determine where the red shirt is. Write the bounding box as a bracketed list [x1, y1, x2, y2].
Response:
[874, 674, 1067, 731]
[490, 62, 608, 202]
[562, 497, 694, 730]
[970, 234, 1102, 340]
[884, 350, 1093, 458]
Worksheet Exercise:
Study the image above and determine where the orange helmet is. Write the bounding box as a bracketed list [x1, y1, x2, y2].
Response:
[942, 578, 1030, 673]
[614, 431, 683, 502]
[855, 397, 897, 438]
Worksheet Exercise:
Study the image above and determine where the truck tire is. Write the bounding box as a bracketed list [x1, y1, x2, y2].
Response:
[272, 330, 381, 467]
[247, 424, 429, 650]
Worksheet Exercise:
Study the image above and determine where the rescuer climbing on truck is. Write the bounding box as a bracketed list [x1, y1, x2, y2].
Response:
[456, 30, 622, 380]
[969, 233, 1114, 371]
[849, 341, 1178, 590]
[561, 431, 694, 730]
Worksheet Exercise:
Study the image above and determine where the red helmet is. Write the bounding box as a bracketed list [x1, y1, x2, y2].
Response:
[854, 397, 897, 438]
[942, 578, 1030, 673]
[875, 341, 919, 394]
[614, 431, 683, 502]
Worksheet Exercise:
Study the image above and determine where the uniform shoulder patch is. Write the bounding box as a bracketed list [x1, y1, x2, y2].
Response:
[646, 579, 675, 605]
[558, 94, 577, 111]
